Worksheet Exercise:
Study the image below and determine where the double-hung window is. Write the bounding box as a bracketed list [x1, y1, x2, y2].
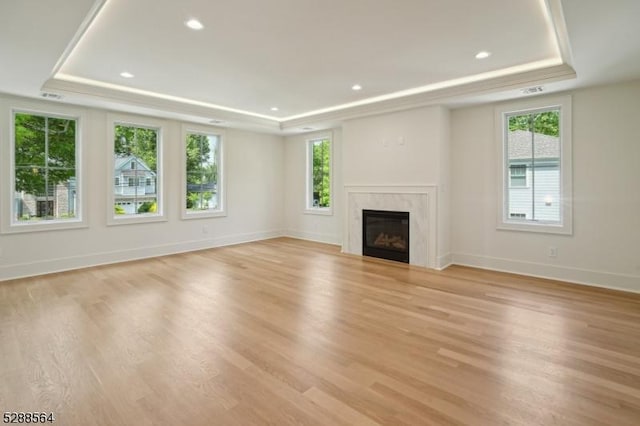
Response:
[108, 114, 165, 224]
[182, 124, 225, 219]
[305, 135, 332, 214]
[6, 107, 85, 233]
[496, 95, 572, 234]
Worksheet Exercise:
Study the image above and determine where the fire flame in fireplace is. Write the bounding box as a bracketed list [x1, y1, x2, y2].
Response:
[373, 233, 407, 250]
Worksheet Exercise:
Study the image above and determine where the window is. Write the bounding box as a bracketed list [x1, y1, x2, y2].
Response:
[496, 95, 572, 234]
[306, 136, 332, 214]
[182, 124, 225, 219]
[108, 114, 164, 224]
[11, 111, 81, 229]
[114, 124, 158, 217]
[509, 164, 527, 187]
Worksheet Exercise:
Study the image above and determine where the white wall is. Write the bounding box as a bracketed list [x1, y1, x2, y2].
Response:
[451, 80, 640, 292]
[342, 105, 451, 267]
[283, 129, 343, 245]
[0, 94, 285, 280]
[342, 106, 448, 185]
[5, 80, 639, 293]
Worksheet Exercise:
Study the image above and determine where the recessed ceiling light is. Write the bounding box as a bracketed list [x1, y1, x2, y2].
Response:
[301, 127, 314, 131]
[475, 51, 491, 59]
[352, 84, 362, 91]
[271, 107, 279, 111]
[185, 19, 204, 30]
[120, 71, 134, 78]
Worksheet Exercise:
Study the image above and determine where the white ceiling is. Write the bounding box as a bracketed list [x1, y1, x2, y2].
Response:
[1, 0, 639, 133]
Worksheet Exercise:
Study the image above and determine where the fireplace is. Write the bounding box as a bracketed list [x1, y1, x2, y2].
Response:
[362, 209, 409, 263]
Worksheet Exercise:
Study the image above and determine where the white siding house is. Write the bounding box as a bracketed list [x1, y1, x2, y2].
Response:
[507, 130, 560, 222]
[114, 155, 157, 214]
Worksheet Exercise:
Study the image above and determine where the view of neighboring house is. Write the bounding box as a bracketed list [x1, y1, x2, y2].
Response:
[114, 155, 157, 214]
[507, 130, 560, 222]
[14, 178, 77, 220]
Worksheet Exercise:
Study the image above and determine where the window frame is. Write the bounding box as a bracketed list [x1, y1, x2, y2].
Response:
[2, 102, 87, 234]
[495, 95, 572, 235]
[305, 133, 333, 216]
[181, 123, 226, 220]
[107, 113, 166, 226]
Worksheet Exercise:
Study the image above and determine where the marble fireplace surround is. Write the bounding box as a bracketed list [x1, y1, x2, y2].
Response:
[343, 185, 437, 268]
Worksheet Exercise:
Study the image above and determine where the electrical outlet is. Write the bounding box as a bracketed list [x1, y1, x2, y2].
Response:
[548, 246, 557, 258]
[202, 226, 209, 235]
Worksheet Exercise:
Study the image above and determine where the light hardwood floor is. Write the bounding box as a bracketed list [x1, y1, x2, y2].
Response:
[1, 238, 640, 425]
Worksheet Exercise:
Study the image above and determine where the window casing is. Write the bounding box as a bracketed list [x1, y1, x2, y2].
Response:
[496, 95, 572, 234]
[4, 106, 86, 233]
[107, 114, 165, 225]
[181, 124, 225, 219]
[305, 135, 332, 215]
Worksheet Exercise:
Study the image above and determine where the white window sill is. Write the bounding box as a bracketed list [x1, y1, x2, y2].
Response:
[3, 219, 88, 234]
[304, 208, 333, 216]
[107, 214, 168, 226]
[182, 210, 227, 220]
[497, 220, 572, 235]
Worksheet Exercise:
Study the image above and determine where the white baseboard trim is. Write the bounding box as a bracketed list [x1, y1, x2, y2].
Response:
[0, 230, 285, 282]
[452, 253, 640, 294]
[284, 229, 342, 246]
[436, 253, 453, 271]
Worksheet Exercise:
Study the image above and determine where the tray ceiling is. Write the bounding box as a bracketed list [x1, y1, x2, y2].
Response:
[5, 1, 639, 132]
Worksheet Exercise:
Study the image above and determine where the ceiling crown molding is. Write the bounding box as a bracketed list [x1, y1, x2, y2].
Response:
[41, 0, 576, 133]
[43, 61, 575, 133]
[41, 77, 282, 133]
[544, 0, 574, 68]
[280, 63, 576, 129]
[49, 0, 107, 79]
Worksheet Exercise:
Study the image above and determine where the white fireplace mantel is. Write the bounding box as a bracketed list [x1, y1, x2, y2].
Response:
[343, 185, 438, 269]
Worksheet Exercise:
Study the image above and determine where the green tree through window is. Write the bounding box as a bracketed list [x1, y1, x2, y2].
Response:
[310, 139, 330, 208]
[14, 112, 77, 221]
[114, 125, 157, 171]
[508, 110, 559, 136]
[185, 133, 219, 211]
